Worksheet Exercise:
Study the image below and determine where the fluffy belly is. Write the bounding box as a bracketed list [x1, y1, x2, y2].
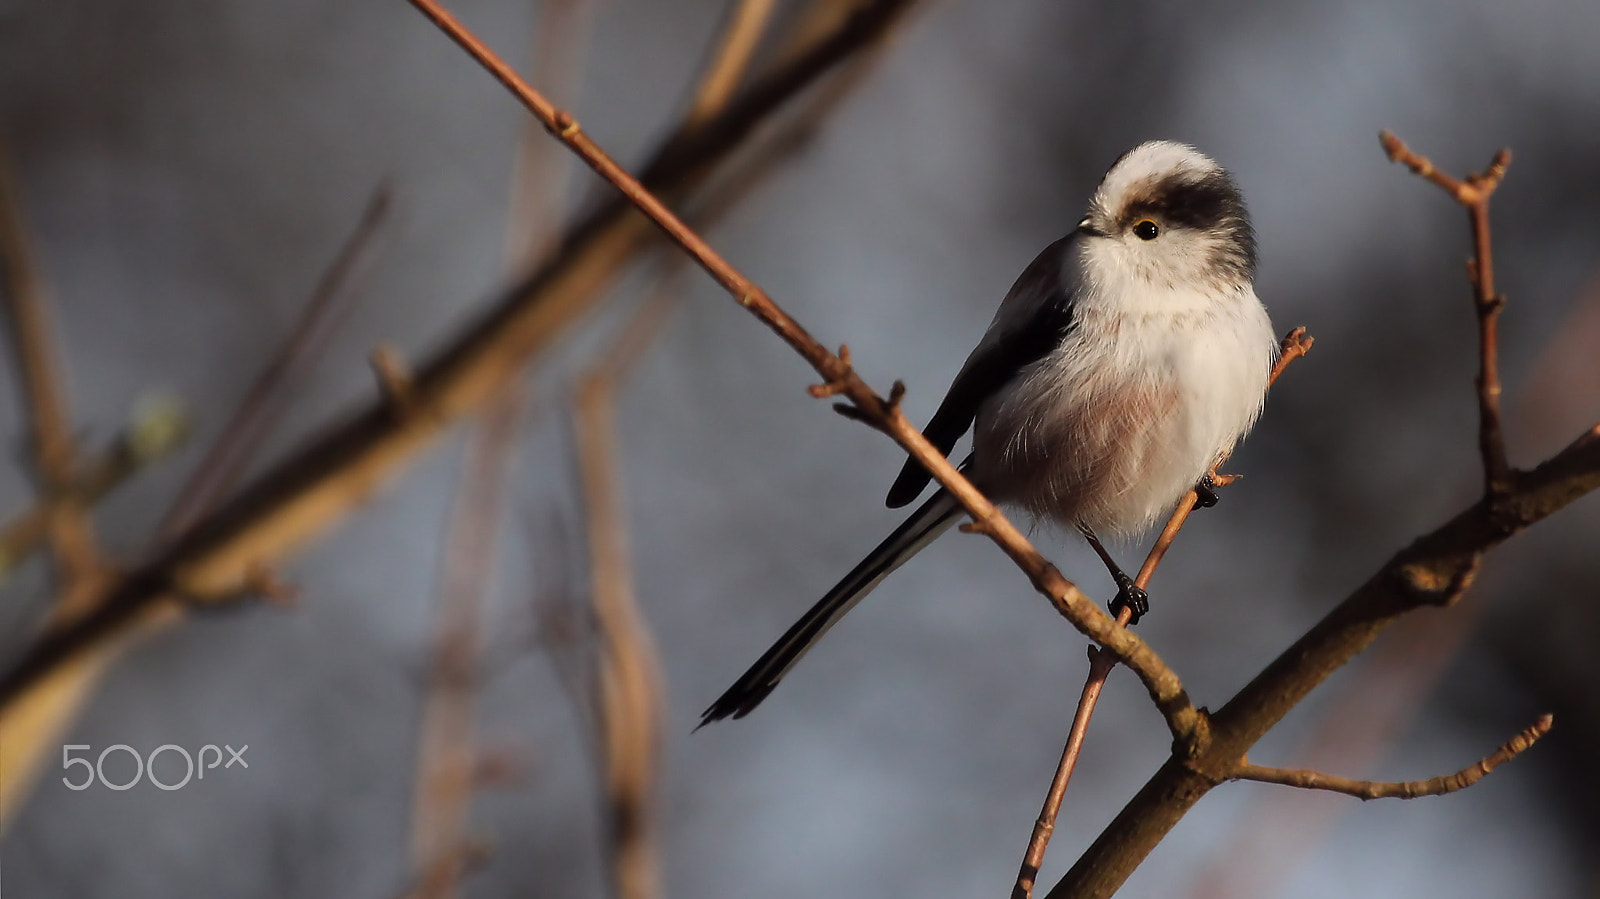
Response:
[970, 370, 1192, 537]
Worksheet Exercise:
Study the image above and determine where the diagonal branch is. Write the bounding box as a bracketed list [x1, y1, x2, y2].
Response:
[1233, 714, 1552, 801]
[399, 0, 1200, 746]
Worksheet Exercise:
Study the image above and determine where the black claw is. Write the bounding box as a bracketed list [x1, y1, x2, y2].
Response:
[1195, 473, 1220, 509]
[1108, 575, 1148, 625]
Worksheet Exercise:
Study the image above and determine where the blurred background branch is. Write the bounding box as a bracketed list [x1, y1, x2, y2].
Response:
[0, 0, 920, 712]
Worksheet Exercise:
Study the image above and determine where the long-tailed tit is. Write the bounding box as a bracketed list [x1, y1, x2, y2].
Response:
[701, 141, 1276, 725]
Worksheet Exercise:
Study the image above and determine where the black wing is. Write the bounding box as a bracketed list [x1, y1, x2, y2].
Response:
[884, 232, 1082, 508]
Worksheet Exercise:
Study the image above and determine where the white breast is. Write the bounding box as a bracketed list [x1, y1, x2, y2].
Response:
[971, 280, 1275, 538]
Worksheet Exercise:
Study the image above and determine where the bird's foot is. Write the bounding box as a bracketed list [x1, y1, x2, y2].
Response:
[1108, 573, 1148, 625]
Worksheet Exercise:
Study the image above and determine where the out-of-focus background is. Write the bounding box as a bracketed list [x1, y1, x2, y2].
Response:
[1, 0, 1597, 896]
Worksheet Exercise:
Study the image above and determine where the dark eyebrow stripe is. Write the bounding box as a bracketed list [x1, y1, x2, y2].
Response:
[1119, 171, 1243, 232]
[1118, 170, 1258, 281]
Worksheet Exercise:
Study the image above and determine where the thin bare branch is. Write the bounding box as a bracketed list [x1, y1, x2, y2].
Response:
[1233, 714, 1552, 800]
[408, 0, 599, 877]
[0, 175, 382, 832]
[1010, 636, 1122, 899]
[1381, 131, 1514, 499]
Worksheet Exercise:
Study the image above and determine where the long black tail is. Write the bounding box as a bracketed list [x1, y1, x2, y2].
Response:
[699, 489, 963, 726]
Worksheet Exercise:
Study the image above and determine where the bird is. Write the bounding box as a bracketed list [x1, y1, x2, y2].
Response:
[699, 140, 1277, 726]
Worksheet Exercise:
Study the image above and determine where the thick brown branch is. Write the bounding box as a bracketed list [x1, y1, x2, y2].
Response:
[1381, 131, 1513, 499]
[1233, 714, 1552, 800]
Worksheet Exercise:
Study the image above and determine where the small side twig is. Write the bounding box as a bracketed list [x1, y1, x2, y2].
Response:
[1010, 327, 1313, 899]
[1188, 579, 1484, 899]
[1232, 714, 1552, 800]
[1381, 131, 1514, 500]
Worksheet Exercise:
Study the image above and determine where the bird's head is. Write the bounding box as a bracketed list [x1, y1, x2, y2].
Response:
[1077, 141, 1257, 295]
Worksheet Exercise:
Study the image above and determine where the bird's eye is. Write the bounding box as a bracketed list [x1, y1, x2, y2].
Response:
[1133, 220, 1160, 241]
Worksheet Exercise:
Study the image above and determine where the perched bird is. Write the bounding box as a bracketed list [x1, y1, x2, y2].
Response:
[700, 141, 1276, 725]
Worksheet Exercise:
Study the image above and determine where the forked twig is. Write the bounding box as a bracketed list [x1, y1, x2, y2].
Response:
[1381, 132, 1514, 500]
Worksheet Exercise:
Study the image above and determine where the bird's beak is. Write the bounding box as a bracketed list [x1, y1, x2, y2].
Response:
[1076, 217, 1106, 238]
